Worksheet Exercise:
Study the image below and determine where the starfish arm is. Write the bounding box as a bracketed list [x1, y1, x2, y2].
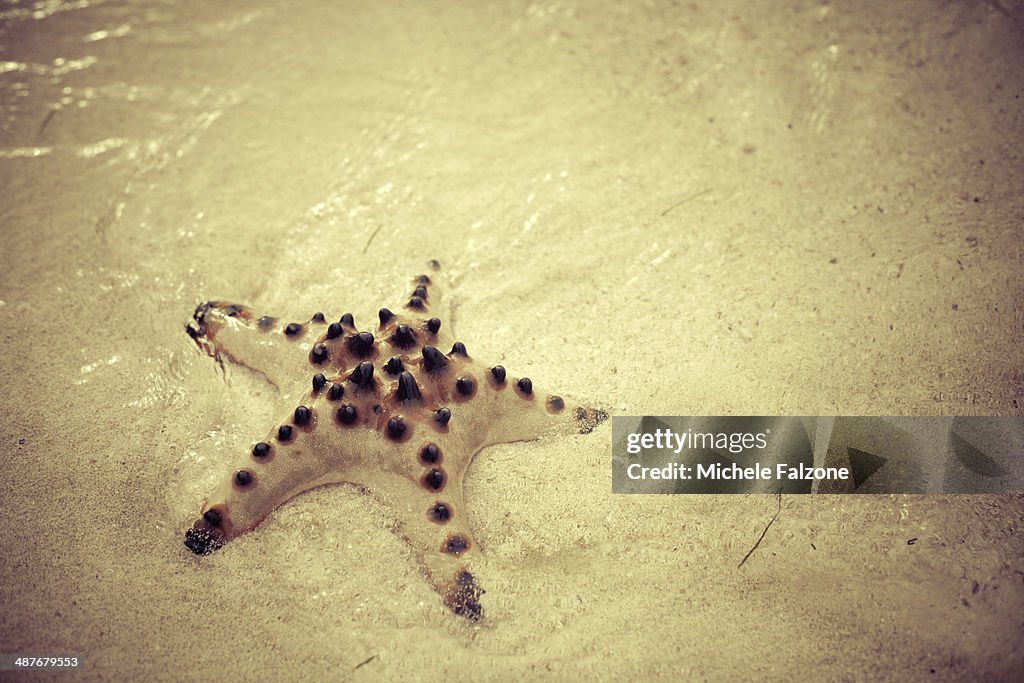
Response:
[371, 472, 485, 619]
[462, 367, 610, 444]
[182, 401, 360, 555]
[185, 301, 330, 391]
[396, 259, 455, 348]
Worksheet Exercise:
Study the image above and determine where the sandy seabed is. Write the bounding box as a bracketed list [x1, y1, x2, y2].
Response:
[1, 0, 1022, 681]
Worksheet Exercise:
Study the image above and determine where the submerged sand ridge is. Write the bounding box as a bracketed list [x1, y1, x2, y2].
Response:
[1, 0, 1022, 680]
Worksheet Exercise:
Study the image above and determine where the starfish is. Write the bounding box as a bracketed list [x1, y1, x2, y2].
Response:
[182, 260, 607, 619]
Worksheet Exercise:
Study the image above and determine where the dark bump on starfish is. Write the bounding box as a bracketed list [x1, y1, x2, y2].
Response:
[422, 468, 446, 491]
[419, 443, 442, 465]
[429, 503, 451, 524]
[336, 404, 358, 425]
[277, 424, 294, 442]
[252, 442, 272, 460]
[339, 313, 355, 328]
[284, 322, 303, 337]
[448, 570, 483, 621]
[490, 366, 506, 384]
[233, 469, 255, 488]
[407, 296, 425, 310]
[546, 395, 565, 413]
[327, 383, 345, 401]
[426, 317, 441, 334]
[396, 371, 422, 402]
[378, 308, 395, 326]
[450, 341, 467, 357]
[195, 300, 216, 316]
[442, 534, 470, 556]
[309, 344, 329, 365]
[203, 509, 222, 527]
[347, 331, 375, 356]
[455, 376, 476, 397]
[574, 407, 610, 435]
[223, 304, 243, 318]
[416, 274, 431, 284]
[428, 259, 441, 271]
[517, 377, 533, 396]
[326, 322, 343, 340]
[434, 407, 451, 427]
[373, 404, 382, 414]
[384, 357, 404, 375]
[293, 405, 312, 427]
[349, 361, 375, 389]
[386, 416, 407, 440]
[311, 312, 326, 323]
[184, 526, 224, 555]
[390, 324, 417, 349]
[257, 316, 276, 331]
[312, 373, 327, 393]
[422, 345, 448, 373]
[412, 284, 428, 300]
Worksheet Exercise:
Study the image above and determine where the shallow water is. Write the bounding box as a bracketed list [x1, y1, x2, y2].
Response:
[1, 0, 1022, 680]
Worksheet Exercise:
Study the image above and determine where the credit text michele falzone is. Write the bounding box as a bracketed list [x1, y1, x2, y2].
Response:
[623, 428, 850, 482]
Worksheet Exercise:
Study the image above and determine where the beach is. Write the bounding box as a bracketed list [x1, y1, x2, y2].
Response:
[1, 0, 1022, 680]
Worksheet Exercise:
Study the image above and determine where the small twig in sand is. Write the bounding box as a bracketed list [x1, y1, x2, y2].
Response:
[362, 223, 383, 254]
[353, 655, 378, 670]
[37, 109, 57, 138]
[738, 489, 783, 568]
[659, 188, 712, 217]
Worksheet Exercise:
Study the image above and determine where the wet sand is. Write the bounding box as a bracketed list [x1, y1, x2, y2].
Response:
[1, 1, 1022, 680]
